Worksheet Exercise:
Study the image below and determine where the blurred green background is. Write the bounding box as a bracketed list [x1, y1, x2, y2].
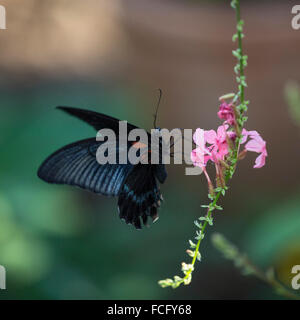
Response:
[0, 0, 299, 299]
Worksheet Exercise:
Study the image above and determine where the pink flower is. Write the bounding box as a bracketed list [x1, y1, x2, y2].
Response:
[191, 128, 206, 167]
[205, 125, 229, 163]
[217, 102, 236, 125]
[191, 125, 232, 167]
[191, 149, 205, 168]
[241, 129, 268, 168]
[191, 128, 215, 193]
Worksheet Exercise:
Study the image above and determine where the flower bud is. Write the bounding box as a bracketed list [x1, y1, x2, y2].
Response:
[186, 250, 194, 258]
[218, 93, 235, 101]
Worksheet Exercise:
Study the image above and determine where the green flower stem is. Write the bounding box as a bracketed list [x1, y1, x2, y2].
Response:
[158, 0, 248, 289]
[235, 0, 245, 106]
[183, 191, 222, 281]
[231, 0, 247, 173]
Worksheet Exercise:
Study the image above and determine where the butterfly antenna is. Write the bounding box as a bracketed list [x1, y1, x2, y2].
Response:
[153, 89, 162, 129]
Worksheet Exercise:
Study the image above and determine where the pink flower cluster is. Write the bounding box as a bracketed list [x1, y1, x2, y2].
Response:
[191, 102, 267, 169]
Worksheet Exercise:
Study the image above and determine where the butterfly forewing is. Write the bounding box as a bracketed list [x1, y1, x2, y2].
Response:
[38, 138, 134, 196]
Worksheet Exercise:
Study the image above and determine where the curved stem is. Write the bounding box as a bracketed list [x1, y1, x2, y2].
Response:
[183, 191, 222, 282]
[235, 0, 245, 106]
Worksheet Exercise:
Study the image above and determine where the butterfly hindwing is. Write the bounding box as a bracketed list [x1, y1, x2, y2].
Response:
[154, 164, 167, 184]
[117, 164, 164, 229]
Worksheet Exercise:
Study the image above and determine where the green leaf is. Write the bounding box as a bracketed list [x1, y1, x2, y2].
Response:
[194, 220, 203, 229]
[196, 251, 202, 261]
[189, 240, 197, 248]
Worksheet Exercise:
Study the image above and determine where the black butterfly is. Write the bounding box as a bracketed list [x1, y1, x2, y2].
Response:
[37, 105, 167, 229]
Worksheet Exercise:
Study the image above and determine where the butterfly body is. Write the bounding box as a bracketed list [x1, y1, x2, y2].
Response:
[37, 107, 167, 229]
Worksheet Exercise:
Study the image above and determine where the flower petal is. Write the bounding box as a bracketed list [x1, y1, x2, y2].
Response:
[205, 130, 217, 144]
[245, 139, 264, 153]
[248, 130, 260, 138]
[191, 148, 205, 167]
[240, 129, 249, 144]
[193, 128, 205, 146]
[253, 153, 266, 168]
[217, 124, 228, 138]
